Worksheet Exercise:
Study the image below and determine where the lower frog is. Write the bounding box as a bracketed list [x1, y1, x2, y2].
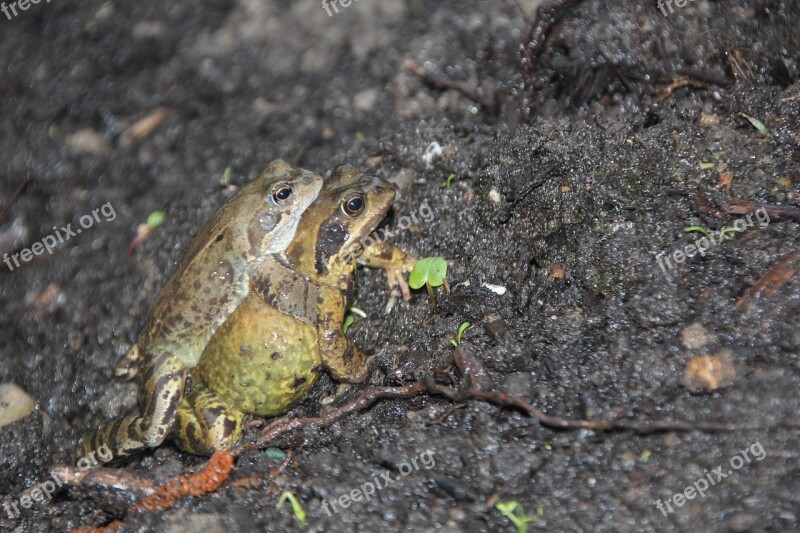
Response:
[80, 161, 323, 460]
[170, 164, 416, 455]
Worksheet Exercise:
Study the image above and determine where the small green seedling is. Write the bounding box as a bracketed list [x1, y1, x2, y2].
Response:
[277, 491, 307, 526]
[442, 173, 457, 188]
[719, 226, 744, 238]
[450, 321, 471, 347]
[342, 303, 366, 334]
[219, 166, 232, 187]
[129, 211, 167, 257]
[342, 315, 354, 334]
[146, 210, 166, 230]
[262, 448, 286, 459]
[409, 257, 448, 304]
[685, 225, 744, 240]
[684, 226, 711, 239]
[639, 450, 652, 463]
[739, 113, 770, 137]
[354, 132, 366, 143]
[495, 500, 538, 533]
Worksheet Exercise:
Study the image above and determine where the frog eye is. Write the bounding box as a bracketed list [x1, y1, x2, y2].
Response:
[341, 194, 365, 217]
[271, 184, 293, 205]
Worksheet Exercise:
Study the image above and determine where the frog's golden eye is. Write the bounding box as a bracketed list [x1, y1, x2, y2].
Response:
[272, 184, 293, 205]
[341, 194, 365, 217]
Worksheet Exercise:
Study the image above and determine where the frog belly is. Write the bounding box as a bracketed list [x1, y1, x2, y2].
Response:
[196, 292, 322, 417]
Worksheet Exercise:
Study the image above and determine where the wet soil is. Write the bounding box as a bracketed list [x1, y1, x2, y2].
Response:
[0, 0, 798, 531]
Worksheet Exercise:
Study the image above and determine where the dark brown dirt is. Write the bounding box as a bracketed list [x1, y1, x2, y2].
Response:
[1, 0, 798, 531]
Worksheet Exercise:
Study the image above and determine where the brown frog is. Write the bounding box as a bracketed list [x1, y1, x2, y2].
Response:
[80, 161, 323, 459]
[170, 164, 416, 455]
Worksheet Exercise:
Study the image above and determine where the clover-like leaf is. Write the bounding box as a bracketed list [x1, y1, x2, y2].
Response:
[409, 257, 447, 290]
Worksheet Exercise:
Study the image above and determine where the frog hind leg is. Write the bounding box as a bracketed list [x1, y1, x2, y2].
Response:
[173, 387, 244, 455]
[317, 286, 369, 383]
[79, 352, 188, 460]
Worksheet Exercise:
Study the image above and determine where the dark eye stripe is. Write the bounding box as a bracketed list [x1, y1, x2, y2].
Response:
[315, 219, 347, 274]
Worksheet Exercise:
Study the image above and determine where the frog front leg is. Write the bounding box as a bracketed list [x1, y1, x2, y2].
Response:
[357, 241, 417, 300]
[318, 286, 369, 383]
[80, 351, 187, 459]
[173, 387, 245, 455]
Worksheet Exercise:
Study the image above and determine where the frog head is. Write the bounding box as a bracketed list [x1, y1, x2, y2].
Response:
[238, 160, 324, 257]
[285, 165, 396, 280]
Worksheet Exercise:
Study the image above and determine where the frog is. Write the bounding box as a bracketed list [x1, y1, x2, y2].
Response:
[169, 164, 417, 455]
[80, 160, 324, 459]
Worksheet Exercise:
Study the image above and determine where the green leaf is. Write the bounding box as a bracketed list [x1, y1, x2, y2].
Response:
[342, 315, 355, 334]
[684, 226, 711, 239]
[277, 491, 307, 526]
[442, 173, 457, 188]
[739, 113, 770, 136]
[146, 211, 167, 230]
[355, 132, 365, 143]
[495, 500, 538, 533]
[451, 321, 471, 346]
[719, 226, 744, 238]
[262, 448, 286, 459]
[220, 166, 232, 187]
[409, 257, 448, 290]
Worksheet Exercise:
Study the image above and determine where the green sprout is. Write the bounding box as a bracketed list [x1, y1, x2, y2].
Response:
[495, 500, 539, 533]
[409, 257, 448, 305]
[450, 321, 471, 347]
[342, 303, 366, 333]
[719, 226, 744, 238]
[739, 113, 770, 137]
[262, 448, 286, 460]
[442, 173, 457, 188]
[146, 210, 166, 230]
[220, 166, 232, 187]
[639, 450, 652, 463]
[277, 491, 307, 526]
[354, 132, 366, 143]
[684, 226, 711, 239]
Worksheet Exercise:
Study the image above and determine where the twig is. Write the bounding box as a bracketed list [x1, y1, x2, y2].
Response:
[403, 60, 496, 113]
[0, 173, 33, 221]
[736, 250, 800, 308]
[726, 199, 800, 223]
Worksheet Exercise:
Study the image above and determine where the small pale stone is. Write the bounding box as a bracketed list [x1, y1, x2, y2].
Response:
[0, 383, 35, 428]
[65, 129, 108, 156]
[681, 322, 715, 350]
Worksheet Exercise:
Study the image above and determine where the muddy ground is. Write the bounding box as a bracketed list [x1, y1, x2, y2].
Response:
[0, 0, 798, 531]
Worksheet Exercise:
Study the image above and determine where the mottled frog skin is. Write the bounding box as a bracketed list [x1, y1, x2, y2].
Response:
[81, 161, 323, 459]
[170, 164, 416, 455]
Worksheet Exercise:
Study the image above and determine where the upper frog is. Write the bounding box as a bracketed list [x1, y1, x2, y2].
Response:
[168, 164, 417, 455]
[81, 160, 323, 459]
